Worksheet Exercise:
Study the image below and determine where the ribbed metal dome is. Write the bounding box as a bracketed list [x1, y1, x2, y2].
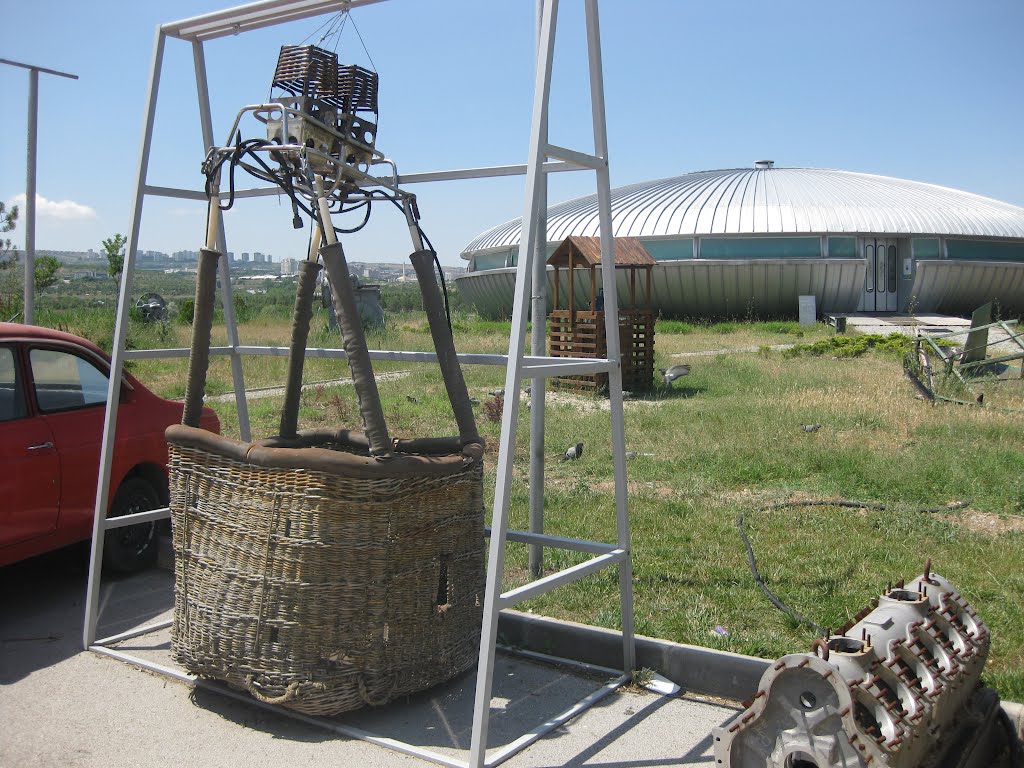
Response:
[462, 167, 1024, 255]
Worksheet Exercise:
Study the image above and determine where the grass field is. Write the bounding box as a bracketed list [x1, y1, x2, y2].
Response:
[43, 298, 1024, 700]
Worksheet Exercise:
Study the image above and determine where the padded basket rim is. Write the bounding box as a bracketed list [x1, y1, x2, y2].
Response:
[166, 424, 483, 480]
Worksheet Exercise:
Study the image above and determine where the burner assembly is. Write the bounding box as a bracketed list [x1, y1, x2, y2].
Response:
[200, 41, 424, 246]
[262, 45, 379, 177]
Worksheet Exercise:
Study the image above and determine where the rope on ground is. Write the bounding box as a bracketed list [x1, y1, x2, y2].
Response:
[737, 498, 971, 636]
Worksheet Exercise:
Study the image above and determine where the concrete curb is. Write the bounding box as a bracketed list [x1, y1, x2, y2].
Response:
[497, 610, 1024, 738]
[497, 610, 768, 701]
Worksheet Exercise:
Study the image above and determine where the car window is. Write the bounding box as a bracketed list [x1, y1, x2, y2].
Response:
[30, 348, 109, 412]
[0, 347, 26, 421]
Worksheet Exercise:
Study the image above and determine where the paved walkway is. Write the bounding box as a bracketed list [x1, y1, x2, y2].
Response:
[1, 551, 737, 768]
[844, 312, 1024, 356]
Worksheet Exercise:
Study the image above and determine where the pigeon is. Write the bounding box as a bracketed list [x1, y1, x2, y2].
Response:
[488, 389, 504, 397]
[560, 442, 584, 461]
[800, 423, 822, 433]
[659, 364, 691, 387]
[625, 451, 655, 459]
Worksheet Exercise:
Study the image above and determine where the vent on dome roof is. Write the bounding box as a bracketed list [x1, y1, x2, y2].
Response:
[754, 160, 774, 169]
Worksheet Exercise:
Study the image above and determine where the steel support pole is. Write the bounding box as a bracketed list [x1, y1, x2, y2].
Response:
[528, 0, 550, 579]
[83, 27, 167, 649]
[585, 0, 635, 674]
[467, 2, 559, 765]
[23, 68, 38, 325]
[192, 40, 251, 441]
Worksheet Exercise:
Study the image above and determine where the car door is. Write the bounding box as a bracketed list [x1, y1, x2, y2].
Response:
[27, 345, 111, 532]
[0, 343, 60, 548]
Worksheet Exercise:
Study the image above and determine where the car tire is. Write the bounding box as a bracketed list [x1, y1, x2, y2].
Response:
[103, 477, 161, 573]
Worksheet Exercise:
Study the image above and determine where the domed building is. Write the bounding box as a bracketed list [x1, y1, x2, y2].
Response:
[453, 163, 1024, 319]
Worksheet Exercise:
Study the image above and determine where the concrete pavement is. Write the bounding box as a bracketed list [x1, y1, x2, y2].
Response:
[1, 548, 738, 768]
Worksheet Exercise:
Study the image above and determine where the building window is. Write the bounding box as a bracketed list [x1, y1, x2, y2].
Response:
[887, 244, 897, 293]
[699, 237, 821, 259]
[642, 239, 694, 261]
[912, 238, 940, 260]
[945, 239, 1024, 262]
[828, 237, 857, 258]
[470, 251, 511, 272]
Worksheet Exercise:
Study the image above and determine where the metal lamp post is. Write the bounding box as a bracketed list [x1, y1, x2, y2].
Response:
[0, 58, 78, 325]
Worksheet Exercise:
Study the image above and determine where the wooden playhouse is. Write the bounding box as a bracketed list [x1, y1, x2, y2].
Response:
[547, 236, 656, 393]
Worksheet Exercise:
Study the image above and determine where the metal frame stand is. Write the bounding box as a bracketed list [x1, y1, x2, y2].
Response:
[83, 2, 636, 767]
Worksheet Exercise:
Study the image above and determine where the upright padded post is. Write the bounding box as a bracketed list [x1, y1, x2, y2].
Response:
[182, 247, 221, 427]
[320, 241, 392, 457]
[279, 260, 322, 438]
[409, 250, 481, 446]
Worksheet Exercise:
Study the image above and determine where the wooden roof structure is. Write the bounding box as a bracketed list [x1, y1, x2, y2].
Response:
[547, 236, 655, 269]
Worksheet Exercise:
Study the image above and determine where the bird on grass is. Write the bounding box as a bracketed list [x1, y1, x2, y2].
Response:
[659, 364, 691, 387]
[561, 442, 584, 461]
[625, 451, 655, 459]
[488, 388, 504, 397]
[800, 423, 822, 433]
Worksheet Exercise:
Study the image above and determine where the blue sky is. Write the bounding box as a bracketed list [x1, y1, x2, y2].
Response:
[2, 0, 1022, 267]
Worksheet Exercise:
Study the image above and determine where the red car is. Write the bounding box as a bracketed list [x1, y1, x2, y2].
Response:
[0, 322, 220, 571]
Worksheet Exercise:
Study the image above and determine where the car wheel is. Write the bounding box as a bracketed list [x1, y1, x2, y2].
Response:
[103, 477, 161, 573]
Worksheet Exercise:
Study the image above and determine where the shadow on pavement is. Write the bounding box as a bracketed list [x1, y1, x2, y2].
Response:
[0, 544, 174, 685]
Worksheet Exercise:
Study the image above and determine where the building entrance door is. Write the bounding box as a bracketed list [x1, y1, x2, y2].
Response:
[858, 237, 899, 312]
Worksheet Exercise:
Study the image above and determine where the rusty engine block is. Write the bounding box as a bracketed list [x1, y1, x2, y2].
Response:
[713, 563, 1012, 767]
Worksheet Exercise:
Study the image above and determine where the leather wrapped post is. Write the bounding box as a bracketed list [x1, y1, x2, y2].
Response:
[320, 241, 392, 457]
[279, 260, 322, 438]
[182, 247, 221, 427]
[408, 249, 480, 446]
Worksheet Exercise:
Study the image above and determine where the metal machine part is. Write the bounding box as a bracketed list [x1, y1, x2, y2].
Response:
[713, 565, 1010, 767]
[265, 45, 378, 175]
[135, 292, 167, 322]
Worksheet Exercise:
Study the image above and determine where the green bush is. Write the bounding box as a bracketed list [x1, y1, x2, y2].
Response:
[782, 332, 913, 359]
[177, 298, 195, 325]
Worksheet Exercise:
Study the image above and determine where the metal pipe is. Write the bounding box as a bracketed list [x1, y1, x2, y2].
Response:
[194, 39, 251, 441]
[23, 68, 37, 325]
[468, 2, 559, 765]
[528, 0, 550, 580]
[586, 0, 636, 675]
[83, 27, 165, 650]
[1, 58, 76, 323]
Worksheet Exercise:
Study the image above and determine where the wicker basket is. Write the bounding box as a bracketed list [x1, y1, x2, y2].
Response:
[167, 425, 485, 715]
[169, 237, 485, 716]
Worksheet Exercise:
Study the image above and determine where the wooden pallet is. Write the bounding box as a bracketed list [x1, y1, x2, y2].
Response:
[548, 309, 655, 393]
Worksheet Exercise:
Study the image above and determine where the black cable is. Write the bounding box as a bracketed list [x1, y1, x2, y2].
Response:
[738, 498, 972, 636]
[737, 509, 828, 636]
